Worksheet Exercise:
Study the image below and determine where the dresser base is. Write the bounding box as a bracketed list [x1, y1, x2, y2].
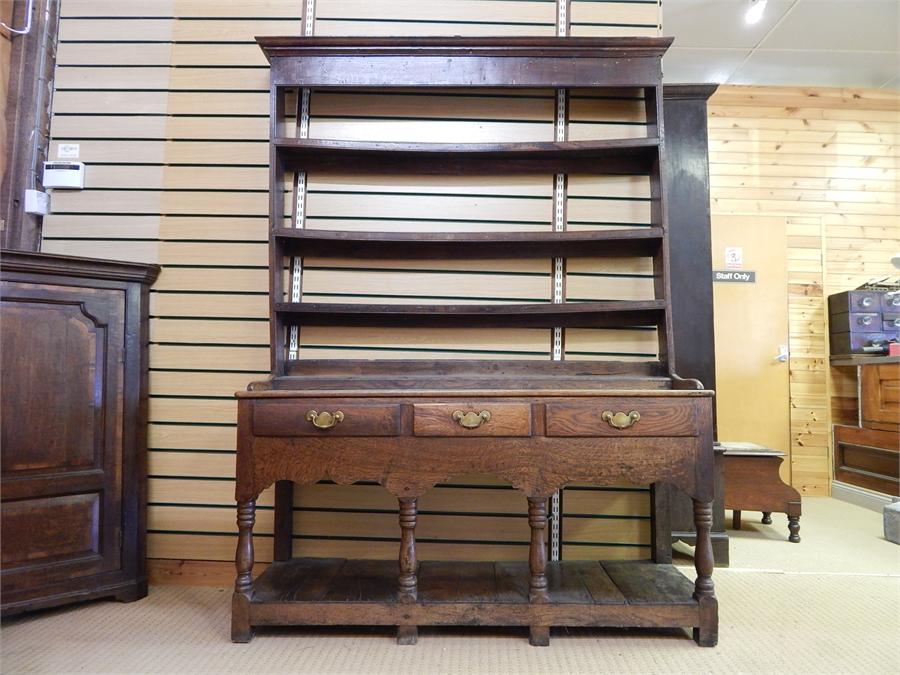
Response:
[233, 557, 715, 647]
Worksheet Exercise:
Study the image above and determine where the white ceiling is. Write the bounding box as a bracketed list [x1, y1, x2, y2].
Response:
[662, 0, 900, 87]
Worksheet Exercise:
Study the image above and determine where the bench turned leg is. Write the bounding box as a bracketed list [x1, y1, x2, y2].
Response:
[693, 499, 718, 647]
[788, 515, 801, 543]
[732, 509, 741, 530]
[397, 497, 419, 645]
[761, 511, 772, 525]
[232, 499, 256, 643]
[527, 497, 550, 646]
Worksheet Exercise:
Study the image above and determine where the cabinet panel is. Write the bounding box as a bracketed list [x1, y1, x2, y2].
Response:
[1, 493, 101, 566]
[862, 363, 899, 432]
[1, 297, 104, 474]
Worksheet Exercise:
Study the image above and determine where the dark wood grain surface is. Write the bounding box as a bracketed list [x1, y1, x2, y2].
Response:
[545, 398, 698, 437]
[412, 402, 532, 437]
[0, 250, 159, 616]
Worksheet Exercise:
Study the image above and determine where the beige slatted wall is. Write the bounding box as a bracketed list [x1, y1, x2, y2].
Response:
[44, 0, 664, 566]
[708, 86, 900, 496]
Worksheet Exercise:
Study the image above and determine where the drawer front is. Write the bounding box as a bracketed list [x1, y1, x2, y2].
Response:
[849, 291, 881, 312]
[851, 312, 881, 331]
[413, 402, 531, 437]
[253, 401, 402, 437]
[883, 294, 900, 311]
[883, 313, 900, 331]
[546, 398, 698, 437]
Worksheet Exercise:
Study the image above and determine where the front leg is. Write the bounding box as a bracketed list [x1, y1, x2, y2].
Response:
[527, 497, 550, 646]
[232, 499, 256, 643]
[397, 497, 419, 645]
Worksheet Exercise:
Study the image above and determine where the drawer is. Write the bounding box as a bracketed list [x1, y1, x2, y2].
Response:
[413, 402, 531, 437]
[883, 313, 900, 331]
[545, 398, 698, 437]
[883, 294, 900, 311]
[851, 312, 881, 331]
[253, 400, 401, 437]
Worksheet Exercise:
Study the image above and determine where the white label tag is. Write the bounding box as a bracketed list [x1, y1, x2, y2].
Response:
[57, 144, 80, 159]
[725, 246, 743, 269]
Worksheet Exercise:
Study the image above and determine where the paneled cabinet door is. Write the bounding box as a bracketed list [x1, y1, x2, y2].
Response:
[1, 280, 127, 593]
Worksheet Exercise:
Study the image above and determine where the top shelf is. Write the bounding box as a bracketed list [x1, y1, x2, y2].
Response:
[257, 36, 674, 60]
[257, 36, 671, 88]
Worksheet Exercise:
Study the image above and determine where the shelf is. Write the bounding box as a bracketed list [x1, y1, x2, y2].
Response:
[274, 138, 659, 175]
[830, 354, 900, 366]
[274, 359, 671, 391]
[275, 228, 663, 259]
[249, 558, 699, 627]
[275, 300, 666, 329]
[258, 36, 674, 61]
[257, 37, 672, 89]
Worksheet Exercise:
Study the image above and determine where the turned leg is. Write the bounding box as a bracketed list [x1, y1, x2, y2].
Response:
[397, 497, 418, 645]
[761, 511, 772, 525]
[232, 499, 256, 643]
[527, 497, 550, 646]
[788, 515, 801, 543]
[732, 509, 741, 530]
[692, 499, 718, 647]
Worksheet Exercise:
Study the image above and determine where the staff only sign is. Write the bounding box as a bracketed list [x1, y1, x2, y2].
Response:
[713, 270, 756, 283]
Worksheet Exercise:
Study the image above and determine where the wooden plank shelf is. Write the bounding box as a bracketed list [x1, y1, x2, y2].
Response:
[249, 558, 699, 629]
[274, 300, 666, 329]
[274, 138, 659, 175]
[258, 37, 672, 89]
[274, 228, 664, 259]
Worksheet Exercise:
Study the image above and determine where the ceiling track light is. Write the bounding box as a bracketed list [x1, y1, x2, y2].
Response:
[745, 0, 768, 25]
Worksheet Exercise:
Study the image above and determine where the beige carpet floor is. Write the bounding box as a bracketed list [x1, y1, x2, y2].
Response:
[2, 497, 899, 675]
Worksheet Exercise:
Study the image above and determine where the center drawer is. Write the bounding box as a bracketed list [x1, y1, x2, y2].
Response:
[252, 400, 401, 437]
[545, 398, 698, 437]
[413, 402, 532, 437]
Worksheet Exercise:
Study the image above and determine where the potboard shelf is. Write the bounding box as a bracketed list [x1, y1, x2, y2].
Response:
[252, 557, 697, 611]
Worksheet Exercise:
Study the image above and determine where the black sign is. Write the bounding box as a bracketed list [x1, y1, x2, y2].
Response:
[713, 270, 756, 283]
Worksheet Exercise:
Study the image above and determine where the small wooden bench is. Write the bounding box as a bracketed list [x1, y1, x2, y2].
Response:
[722, 443, 802, 543]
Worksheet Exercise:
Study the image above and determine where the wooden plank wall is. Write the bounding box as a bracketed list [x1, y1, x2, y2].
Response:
[708, 86, 900, 495]
[44, 0, 663, 569]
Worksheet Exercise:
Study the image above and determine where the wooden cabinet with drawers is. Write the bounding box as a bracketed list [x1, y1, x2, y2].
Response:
[831, 356, 899, 496]
[232, 37, 719, 649]
[0, 250, 159, 615]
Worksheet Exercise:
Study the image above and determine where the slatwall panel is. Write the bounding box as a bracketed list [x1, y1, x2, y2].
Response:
[44, 0, 662, 566]
[708, 86, 900, 496]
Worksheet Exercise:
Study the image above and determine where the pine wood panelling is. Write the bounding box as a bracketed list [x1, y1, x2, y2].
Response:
[709, 86, 900, 496]
[45, 0, 663, 567]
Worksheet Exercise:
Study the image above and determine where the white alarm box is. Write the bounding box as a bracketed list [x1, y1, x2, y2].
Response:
[43, 161, 86, 189]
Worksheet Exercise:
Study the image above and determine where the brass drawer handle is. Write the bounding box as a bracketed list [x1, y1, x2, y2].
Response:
[306, 410, 344, 429]
[452, 410, 492, 429]
[601, 410, 640, 430]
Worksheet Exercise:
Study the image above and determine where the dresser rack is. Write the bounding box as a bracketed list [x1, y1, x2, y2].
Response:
[232, 36, 718, 647]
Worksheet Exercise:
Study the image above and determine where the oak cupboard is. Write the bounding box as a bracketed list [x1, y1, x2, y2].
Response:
[0, 250, 159, 615]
